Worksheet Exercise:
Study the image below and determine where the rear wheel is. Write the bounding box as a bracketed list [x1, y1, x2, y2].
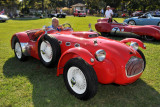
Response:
[144, 35, 155, 41]
[14, 37, 27, 61]
[128, 20, 136, 25]
[63, 58, 98, 100]
[101, 32, 109, 37]
[38, 35, 61, 67]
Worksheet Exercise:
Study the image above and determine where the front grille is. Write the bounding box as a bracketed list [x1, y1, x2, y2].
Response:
[126, 56, 144, 77]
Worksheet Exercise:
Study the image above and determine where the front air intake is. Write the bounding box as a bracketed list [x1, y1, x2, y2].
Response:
[126, 56, 144, 77]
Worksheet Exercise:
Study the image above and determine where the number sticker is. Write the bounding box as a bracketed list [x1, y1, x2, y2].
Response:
[112, 27, 120, 31]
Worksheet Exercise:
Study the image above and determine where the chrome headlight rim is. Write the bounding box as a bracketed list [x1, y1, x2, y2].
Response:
[130, 42, 139, 50]
[95, 49, 106, 62]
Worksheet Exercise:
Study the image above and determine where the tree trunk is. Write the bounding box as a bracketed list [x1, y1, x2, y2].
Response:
[42, 0, 44, 14]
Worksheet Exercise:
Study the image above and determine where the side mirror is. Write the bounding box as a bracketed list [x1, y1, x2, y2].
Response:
[43, 26, 48, 34]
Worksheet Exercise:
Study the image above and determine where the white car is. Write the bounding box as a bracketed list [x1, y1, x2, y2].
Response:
[0, 15, 9, 22]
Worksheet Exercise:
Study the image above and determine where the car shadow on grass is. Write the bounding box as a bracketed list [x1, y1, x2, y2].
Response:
[3, 57, 160, 107]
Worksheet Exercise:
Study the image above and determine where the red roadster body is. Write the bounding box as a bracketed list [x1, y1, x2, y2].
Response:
[95, 18, 160, 41]
[73, 10, 86, 17]
[11, 24, 146, 100]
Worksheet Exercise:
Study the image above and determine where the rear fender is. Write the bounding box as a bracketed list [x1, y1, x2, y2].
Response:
[57, 47, 95, 76]
[95, 22, 111, 32]
[120, 38, 146, 49]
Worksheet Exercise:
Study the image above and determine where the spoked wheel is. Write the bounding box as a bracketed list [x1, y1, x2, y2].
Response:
[128, 20, 136, 25]
[67, 67, 87, 94]
[144, 35, 155, 41]
[14, 37, 26, 61]
[38, 35, 61, 67]
[40, 41, 53, 63]
[63, 58, 98, 100]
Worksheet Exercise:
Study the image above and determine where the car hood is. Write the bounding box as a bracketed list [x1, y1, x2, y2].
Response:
[91, 37, 138, 63]
[151, 17, 160, 19]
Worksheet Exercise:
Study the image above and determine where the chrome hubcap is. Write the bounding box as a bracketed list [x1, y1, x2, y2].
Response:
[129, 21, 135, 25]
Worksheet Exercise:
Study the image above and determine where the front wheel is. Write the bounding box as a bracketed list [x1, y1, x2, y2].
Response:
[63, 58, 98, 100]
[137, 49, 146, 70]
[128, 20, 136, 25]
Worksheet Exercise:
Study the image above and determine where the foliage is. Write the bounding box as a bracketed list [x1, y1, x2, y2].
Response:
[1, 0, 160, 13]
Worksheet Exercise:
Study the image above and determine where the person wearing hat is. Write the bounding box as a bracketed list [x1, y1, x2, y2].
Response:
[105, 6, 113, 22]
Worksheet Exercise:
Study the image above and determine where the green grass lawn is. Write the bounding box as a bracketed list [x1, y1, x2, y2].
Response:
[0, 16, 160, 107]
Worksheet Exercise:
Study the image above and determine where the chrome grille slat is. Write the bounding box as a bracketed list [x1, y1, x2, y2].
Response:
[126, 56, 144, 77]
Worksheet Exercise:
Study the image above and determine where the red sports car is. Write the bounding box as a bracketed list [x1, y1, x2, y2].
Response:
[95, 18, 160, 41]
[11, 23, 146, 100]
[73, 10, 86, 17]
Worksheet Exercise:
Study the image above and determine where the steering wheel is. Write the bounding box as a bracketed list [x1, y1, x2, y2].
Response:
[62, 23, 72, 29]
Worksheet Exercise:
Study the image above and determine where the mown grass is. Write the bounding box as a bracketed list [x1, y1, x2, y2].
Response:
[0, 16, 160, 107]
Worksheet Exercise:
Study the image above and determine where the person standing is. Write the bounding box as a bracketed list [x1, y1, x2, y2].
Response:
[104, 6, 113, 22]
[101, 8, 104, 17]
[60, 8, 62, 14]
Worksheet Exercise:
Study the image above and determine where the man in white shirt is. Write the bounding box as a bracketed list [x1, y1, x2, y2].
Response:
[105, 6, 113, 19]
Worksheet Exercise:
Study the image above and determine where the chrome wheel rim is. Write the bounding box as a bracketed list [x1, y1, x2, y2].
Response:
[40, 41, 53, 62]
[67, 67, 87, 94]
[15, 42, 22, 59]
[129, 21, 135, 25]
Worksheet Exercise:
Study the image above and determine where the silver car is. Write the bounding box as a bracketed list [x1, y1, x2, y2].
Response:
[0, 15, 9, 22]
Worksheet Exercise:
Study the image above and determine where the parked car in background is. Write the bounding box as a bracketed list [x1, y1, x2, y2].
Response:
[149, 11, 160, 17]
[0, 15, 9, 22]
[132, 11, 143, 17]
[48, 13, 66, 18]
[95, 18, 160, 41]
[73, 10, 86, 17]
[121, 13, 126, 17]
[124, 13, 160, 26]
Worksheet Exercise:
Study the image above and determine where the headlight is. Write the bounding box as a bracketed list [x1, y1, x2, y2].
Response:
[95, 49, 106, 61]
[130, 42, 138, 50]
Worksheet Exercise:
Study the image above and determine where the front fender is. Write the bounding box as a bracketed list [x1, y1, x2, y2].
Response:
[57, 47, 95, 76]
[120, 38, 146, 49]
